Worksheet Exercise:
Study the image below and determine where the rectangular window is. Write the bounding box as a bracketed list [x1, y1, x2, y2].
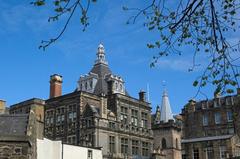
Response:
[131, 109, 138, 126]
[220, 146, 227, 159]
[72, 136, 76, 144]
[202, 102, 207, 109]
[182, 154, 187, 159]
[193, 148, 199, 159]
[214, 99, 220, 107]
[73, 112, 77, 119]
[88, 150, 93, 159]
[50, 117, 54, 124]
[57, 115, 61, 123]
[226, 97, 233, 105]
[206, 147, 214, 159]
[215, 112, 221, 124]
[227, 111, 233, 122]
[109, 136, 115, 153]
[68, 136, 72, 144]
[61, 114, 65, 122]
[142, 141, 149, 156]
[132, 140, 139, 155]
[120, 107, 128, 124]
[203, 114, 208, 126]
[228, 128, 234, 134]
[121, 138, 128, 154]
[46, 118, 50, 125]
[68, 112, 73, 121]
[109, 122, 116, 129]
[141, 112, 148, 128]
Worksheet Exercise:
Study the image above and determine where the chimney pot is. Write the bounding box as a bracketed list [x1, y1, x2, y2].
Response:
[50, 74, 63, 98]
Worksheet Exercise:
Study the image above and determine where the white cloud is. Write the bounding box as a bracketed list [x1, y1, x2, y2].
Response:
[155, 57, 205, 72]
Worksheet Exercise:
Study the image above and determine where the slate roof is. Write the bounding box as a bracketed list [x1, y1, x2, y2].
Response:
[90, 63, 112, 95]
[89, 105, 100, 117]
[182, 135, 234, 143]
[160, 90, 174, 122]
[83, 104, 100, 117]
[0, 114, 28, 136]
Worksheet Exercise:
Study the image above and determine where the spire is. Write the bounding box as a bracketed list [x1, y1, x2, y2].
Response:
[160, 88, 174, 123]
[95, 43, 108, 65]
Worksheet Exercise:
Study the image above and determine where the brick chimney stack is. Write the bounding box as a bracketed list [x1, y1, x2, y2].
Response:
[50, 74, 63, 98]
[0, 100, 6, 114]
[139, 90, 146, 102]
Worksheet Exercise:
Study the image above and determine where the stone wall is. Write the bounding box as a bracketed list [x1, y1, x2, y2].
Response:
[0, 140, 31, 159]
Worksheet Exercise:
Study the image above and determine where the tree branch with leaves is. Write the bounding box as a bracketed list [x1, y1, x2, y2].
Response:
[124, 0, 240, 97]
[31, 0, 95, 50]
[31, 0, 240, 97]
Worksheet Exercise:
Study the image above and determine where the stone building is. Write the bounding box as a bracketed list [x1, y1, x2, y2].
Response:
[0, 99, 8, 114]
[181, 91, 240, 159]
[9, 98, 45, 122]
[152, 90, 182, 159]
[44, 44, 153, 159]
[0, 109, 43, 159]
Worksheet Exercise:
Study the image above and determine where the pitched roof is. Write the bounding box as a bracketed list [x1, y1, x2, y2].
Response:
[160, 90, 174, 122]
[90, 63, 112, 95]
[0, 114, 28, 136]
[83, 104, 100, 117]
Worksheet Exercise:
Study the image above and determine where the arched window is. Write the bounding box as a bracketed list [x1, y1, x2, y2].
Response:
[80, 83, 83, 90]
[162, 138, 167, 149]
[90, 80, 93, 89]
[119, 83, 122, 91]
[176, 138, 178, 149]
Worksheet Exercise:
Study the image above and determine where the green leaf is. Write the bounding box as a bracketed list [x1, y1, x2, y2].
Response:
[193, 80, 199, 87]
[122, 6, 128, 11]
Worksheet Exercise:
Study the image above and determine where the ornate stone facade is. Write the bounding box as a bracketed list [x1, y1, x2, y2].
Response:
[152, 90, 182, 159]
[44, 44, 153, 159]
[181, 92, 240, 159]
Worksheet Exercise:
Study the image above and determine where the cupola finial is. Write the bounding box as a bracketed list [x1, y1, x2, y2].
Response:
[95, 43, 108, 65]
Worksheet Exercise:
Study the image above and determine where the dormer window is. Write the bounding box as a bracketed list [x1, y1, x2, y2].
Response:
[115, 82, 118, 90]
[85, 82, 87, 90]
[119, 83, 123, 91]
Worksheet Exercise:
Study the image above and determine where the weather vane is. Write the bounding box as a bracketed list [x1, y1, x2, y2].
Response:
[162, 80, 166, 88]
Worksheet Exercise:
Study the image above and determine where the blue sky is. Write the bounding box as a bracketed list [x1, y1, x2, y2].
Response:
[0, 0, 224, 114]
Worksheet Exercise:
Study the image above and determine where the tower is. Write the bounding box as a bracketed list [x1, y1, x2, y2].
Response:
[152, 89, 182, 159]
[77, 43, 125, 95]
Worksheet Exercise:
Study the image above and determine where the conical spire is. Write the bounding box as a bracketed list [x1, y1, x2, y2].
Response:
[95, 43, 108, 65]
[160, 89, 174, 122]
